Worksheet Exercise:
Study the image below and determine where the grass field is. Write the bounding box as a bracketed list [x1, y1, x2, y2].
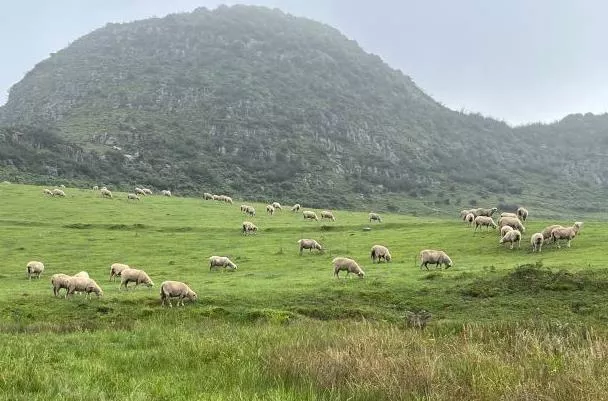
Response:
[1, 183, 607, 400]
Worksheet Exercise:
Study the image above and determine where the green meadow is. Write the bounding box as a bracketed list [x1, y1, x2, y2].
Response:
[1, 183, 608, 400]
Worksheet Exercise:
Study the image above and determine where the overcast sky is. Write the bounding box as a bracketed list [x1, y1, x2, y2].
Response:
[1, 0, 607, 125]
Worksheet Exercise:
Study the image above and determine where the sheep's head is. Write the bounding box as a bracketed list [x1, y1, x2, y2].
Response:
[188, 291, 198, 301]
[385, 254, 392, 262]
[357, 270, 365, 278]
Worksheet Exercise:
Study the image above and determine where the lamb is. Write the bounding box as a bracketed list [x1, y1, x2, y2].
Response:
[245, 206, 256, 216]
[369, 212, 382, 223]
[499, 229, 522, 249]
[127, 193, 140, 201]
[320, 210, 336, 221]
[26, 261, 45, 279]
[474, 216, 497, 232]
[473, 207, 498, 217]
[500, 225, 514, 238]
[272, 202, 282, 210]
[142, 188, 153, 195]
[242, 221, 258, 234]
[203, 192, 213, 200]
[333, 257, 365, 278]
[52, 188, 66, 197]
[100, 188, 113, 198]
[419, 250, 453, 270]
[67, 277, 103, 299]
[291, 204, 301, 212]
[224, 196, 233, 204]
[209, 256, 238, 270]
[297, 239, 323, 255]
[371, 245, 392, 263]
[551, 222, 584, 248]
[43, 188, 53, 196]
[135, 187, 146, 195]
[531, 232, 544, 252]
[500, 212, 518, 218]
[464, 213, 475, 226]
[266, 204, 275, 215]
[109, 263, 130, 281]
[161, 190, 172, 197]
[120, 268, 154, 290]
[160, 281, 197, 307]
[51, 273, 72, 297]
[73, 271, 89, 278]
[303, 211, 319, 221]
[498, 216, 526, 233]
[517, 207, 529, 221]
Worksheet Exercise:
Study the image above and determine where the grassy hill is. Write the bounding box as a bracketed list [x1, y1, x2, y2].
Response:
[1, 182, 608, 400]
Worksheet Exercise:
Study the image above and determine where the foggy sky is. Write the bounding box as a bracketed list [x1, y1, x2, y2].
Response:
[1, 0, 607, 125]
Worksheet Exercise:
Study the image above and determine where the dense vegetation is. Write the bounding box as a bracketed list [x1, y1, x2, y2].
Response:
[1, 5, 608, 213]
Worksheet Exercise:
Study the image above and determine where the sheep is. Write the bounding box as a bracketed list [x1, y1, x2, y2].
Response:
[369, 212, 382, 223]
[551, 222, 584, 248]
[266, 204, 275, 215]
[51, 273, 72, 297]
[73, 271, 89, 279]
[499, 229, 522, 249]
[333, 257, 365, 278]
[291, 204, 301, 212]
[371, 245, 391, 263]
[209, 256, 238, 270]
[120, 268, 154, 290]
[60, 184, 66, 188]
[298, 239, 323, 255]
[43, 188, 53, 196]
[320, 210, 336, 221]
[101, 186, 108, 191]
[26, 261, 45, 279]
[464, 213, 475, 226]
[142, 188, 153, 195]
[93, 185, 99, 190]
[242, 221, 258, 234]
[110, 263, 130, 281]
[212, 194, 220, 201]
[127, 193, 140, 201]
[100, 188, 113, 198]
[67, 277, 103, 299]
[474, 216, 497, 232]
[203, 192, 213, 200]
[472, 207, 498, 217]
[303, 211, 319, 221]
[542, 224, 563, 240]
[500, 212, 518, 218]
[500, 225, 514, 238]
[460, 209, 474, 220]
[161, 190, 172, 197]
[498, 216, 526, 233]
[419, 250, 453, 270]
[240, 204, 248, 212]
[531, 232, 544, 252]
[224, 196, 233, 204]
[245, 206, 256, 216]
[135, 187, 146, 195]
[517, 207, 529, 221]
[160, 281, 197, 307]
[272, 202, 282, 210]
[52, 188, 66, 197]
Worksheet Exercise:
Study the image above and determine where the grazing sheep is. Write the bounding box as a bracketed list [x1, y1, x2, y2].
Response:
[224, 196, 233, 204]
[100, 188, 113, 198]
[499, 229, 522, 249]
[500, 225, 514, 238]
[473, 207, 498, 217]
[160, 281, 197, 307]
[73, 271, 89, 279]
[67, 277, 103, 299]
[93, 185, 99, 190]
[209, 256, 238, 270]
[551, 222, 584, 248]
[419, 250, 453, 270]
[51, 273, 72, 297]
[320, 210, 336, 221]
[43, 188, 53, 196]
[498, 216, 526, 233]
[531, 232, 544, 252]
[127, 193, 140, 201]
[303, 211, 319, 221]
[142, 188, 153, 195]
[110, 263, 130, 281]
[240, 204, 248, 212]
[272, 202, 282, 210]
[460, 209, 474, 220]
[120, 268, 154, 290]
[474, 216, 497, 232]
[26, 261, 45, 280]
[266, 204, 275, 215]
[135, 187, 146, 195]
[333, 257, 365, 278]
[242, 221, 258, 234]
[369, 212, 382, 223]
[245, 206, 256, 216]
[161, 190, 172, 197]
[371, 245, 392, 263]
[52, 188, 66, 197]
[464, 213, 475, 226]
[291, 204, 301, 212]
[298, 239, 323, 255]
[212, 194, 220, 201]
[60, 184, 66, 188]
[517, 207, 529, 221]
[500, 212, 518, 218]
[203, 192, 213, 200]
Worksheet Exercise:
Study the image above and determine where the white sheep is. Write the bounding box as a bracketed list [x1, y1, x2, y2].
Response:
[242, 221, 258, 234]
[135, 187, 146, 195]
[209, 256, 238, 270]
[500, 212, 518, 218]
[298, 239, 323, 255]
[320, 210, 336, 221]
[371, 245, 391, 263]
[498, 216, 526, 233]
[51, 273, 72, 297]
[419, 250, 453, 270]
[52, 188, 66, 197]
[224, 196, 233, 204]
[460, 209, 473, 220]
[142, 188, 153, 195]
[245, 206, 256, 216]
[110, 263, 130, 281]
[464, 213, 475, 226]
[161, 190, 172, 197]
[67, 277, 103, 299]
[474, 216, 497, 232]
[160, 281, 197, 307]
[73, 271, 89, 278]
[120, 268, 154, 290]
[127, 193, 140, 201]
[240, 204, 248, 212]
[551, 222, 583, 248]
[93, 185, 99, 190]
[60, 184, 66, 188]
[43, 188, 53, 196]
[531, 232, 544, 252]
[517, 207, 529, 221]
[203, 193, 213, 200]
[272, 202, 282, 210]
[266, 204, 275, 215]
[499, 229, 522, 249]
[500, 225, 514, 238]
[212, 194, 220, 201]
[542, 224, 563, 240]
[369, 212, 382, 223]
[100, 188, 113, 198]
[472, 207, 498, 217]
[333, 257, 365, 278]
[291, 204, 301, 212]
[26, 261, 45, 280]
[303, 211, 319, 221]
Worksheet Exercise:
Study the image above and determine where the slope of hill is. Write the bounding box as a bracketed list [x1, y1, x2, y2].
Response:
[0, 5, 606, 212]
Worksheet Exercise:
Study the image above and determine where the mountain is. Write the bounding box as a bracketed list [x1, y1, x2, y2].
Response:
[1, 5, 607, 214]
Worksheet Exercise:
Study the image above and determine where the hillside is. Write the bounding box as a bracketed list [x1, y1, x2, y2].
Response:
[1, 5, 607, 213]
